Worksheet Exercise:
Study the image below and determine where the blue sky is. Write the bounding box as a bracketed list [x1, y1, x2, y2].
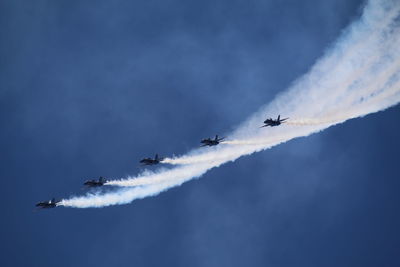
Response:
[1, 0, 400, 266]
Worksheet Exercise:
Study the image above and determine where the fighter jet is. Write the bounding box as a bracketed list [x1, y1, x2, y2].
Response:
[83, 176, 107, 187]
[261, 115, 289, 127]
[200, 135, 225, 147]
[35, 198, 59, 209]
[140, 154, 163, 166]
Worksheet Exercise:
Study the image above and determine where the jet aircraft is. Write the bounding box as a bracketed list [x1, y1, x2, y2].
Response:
[200, 135, 225, 147]
[35, 198, 59, 209]
[261, 115, 288, 127]
[84, 176, 107, 187]
[140, 154, 163, 166]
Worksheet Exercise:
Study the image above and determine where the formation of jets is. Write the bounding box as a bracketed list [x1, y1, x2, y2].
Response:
[36, 115, 288, 209]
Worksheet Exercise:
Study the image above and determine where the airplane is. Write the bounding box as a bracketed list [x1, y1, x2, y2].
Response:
[261, 115, 289, 127]
[200, 135, 225, 147]
[140, 154, 163, 166]
[83, 176, 107, 187]
[35, 198, 59, 209]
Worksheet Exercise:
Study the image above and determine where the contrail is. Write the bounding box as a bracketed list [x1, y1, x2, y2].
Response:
[59, 0, 400, 208]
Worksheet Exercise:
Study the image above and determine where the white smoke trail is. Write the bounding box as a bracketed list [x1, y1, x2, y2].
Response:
[59, 0, 400, 208]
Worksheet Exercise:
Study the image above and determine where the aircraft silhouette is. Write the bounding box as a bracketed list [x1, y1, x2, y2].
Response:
[261, 115, 288, 127]
[200, 135, 225, 147]
[140, 154, 163, 166]
[35, 198, 59, 209]
[83, 176, 107, 187]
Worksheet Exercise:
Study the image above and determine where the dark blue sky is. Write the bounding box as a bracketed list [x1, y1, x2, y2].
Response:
[1, 0, 400, 266]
